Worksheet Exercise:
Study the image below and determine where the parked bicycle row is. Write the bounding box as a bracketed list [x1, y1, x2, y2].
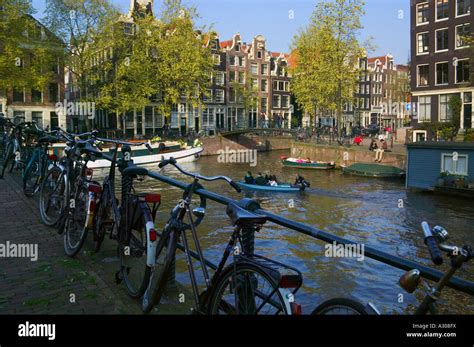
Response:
[0, 116, 472, 315]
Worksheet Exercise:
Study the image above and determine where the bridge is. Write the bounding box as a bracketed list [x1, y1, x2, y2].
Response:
[218, 127, 298, 138]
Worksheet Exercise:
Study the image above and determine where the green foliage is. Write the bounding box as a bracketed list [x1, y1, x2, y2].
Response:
[465, 128, 474, 142]
[418, 121, 457, 141]
[290, 0, 366, 133]
[230, 74, 258, 112]
[0, 0, 63, 92]
[448, 94, 462, 129]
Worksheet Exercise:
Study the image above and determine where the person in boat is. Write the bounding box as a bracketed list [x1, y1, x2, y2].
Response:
[294, 175, 310, 188]
[255, 172, 267, 186]
[305, 157, 312, 163]
[244, 171, 255, 184]
[268, 175, 278, 187]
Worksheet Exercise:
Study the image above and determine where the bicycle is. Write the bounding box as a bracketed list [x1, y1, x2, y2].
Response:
[23, 130, 61, 197]
[311, 221, 472, 315]
[141, 158, 303, 315]
[90, 138, 163, 299]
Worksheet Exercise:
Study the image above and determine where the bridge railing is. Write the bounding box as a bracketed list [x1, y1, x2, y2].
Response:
[147, 170, 474, 297]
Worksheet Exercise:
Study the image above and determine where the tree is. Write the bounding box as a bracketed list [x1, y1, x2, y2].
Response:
[0, 0, 62, 96]
[448, 94, 462, 130]
[290, 0, 365, 135]
[230, 74, 258, 128]
[43, 0, 119, 129]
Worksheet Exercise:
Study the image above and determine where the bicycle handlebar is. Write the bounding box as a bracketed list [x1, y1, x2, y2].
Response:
[159, 157, 242, 193]
[421, 222, 444, 265]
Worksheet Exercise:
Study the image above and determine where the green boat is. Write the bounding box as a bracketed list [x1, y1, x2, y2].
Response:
[281, 156, 335, 170]
[342, 163, 405, 178]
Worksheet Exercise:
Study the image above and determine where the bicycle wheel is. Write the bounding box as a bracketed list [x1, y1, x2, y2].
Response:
[311, 298, 369, 315]
[0, 143, 13, 178]
[208, 263, 289, 315]
[141, 228, 177, 314]
[39, 166, 68, 226]
[23, 156, 40, 197]
[63, 181, 89, 257]
[119, 202, 153, 298]
[92, 190, 110, 253]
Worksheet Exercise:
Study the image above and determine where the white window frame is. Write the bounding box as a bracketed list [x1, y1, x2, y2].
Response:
[251, 62, 258, 75]
[261, 79, 268, 92]
[456, 0, 471, 18]
[417, 32, 430, 55]
[455, 58, 470, 84]
[215, 71, 225, 86]
[214, 89, 224, 103]
[413, 130, 427, 142]
[416, 2, 430, 26]
[435, 28, 449, 53]
[455, 23, 470, 49]
[439, 94, 452, 122]
[204, 89, 213, 102]
[213, 54, 220, 65]
[261, 64, 268, 75]
[238, 71, 245, 84]
[282, 95, 290, 108]
[435, 0, 450, 22]
[417, 64, 430, 87]
[418, 96, 431, 122]
[435, 61, 449, 86]
[273, 94, 281, 108]
[441, 153, 469, 176]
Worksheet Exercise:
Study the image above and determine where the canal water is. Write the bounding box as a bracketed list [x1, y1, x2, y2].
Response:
[118, 149, 473, 314]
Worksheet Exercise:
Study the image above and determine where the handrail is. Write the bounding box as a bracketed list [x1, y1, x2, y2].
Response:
[147, 170, 474, 296]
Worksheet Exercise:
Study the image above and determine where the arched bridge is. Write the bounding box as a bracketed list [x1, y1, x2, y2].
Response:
[218, 128, 298, 138]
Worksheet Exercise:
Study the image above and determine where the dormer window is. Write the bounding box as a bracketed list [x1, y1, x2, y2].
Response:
[235, 44, 240, 52]
[257, 51, 262, 59]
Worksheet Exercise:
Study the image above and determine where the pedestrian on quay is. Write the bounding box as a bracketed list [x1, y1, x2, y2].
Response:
[353, 135, 363, 146]
[369, 138, 378, 151]
[374, 139, 386, 163]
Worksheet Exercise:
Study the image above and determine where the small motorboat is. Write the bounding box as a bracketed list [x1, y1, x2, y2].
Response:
[342, 163, 405, 178]
[281, 156, 335, 170]
[237, 181, 307, 192]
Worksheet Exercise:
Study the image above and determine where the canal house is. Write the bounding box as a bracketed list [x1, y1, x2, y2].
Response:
[406, 142, 474, 195]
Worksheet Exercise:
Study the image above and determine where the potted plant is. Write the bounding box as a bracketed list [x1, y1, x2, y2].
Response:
[454, 175, 466, 189]
[437, 171, 448, 187]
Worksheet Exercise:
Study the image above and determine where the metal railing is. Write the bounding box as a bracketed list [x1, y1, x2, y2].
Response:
[147, 170, 474, 296]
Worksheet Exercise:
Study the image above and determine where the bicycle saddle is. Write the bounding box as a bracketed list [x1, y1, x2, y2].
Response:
[122, 166, 148, 178]
[226, 202, 267, 226]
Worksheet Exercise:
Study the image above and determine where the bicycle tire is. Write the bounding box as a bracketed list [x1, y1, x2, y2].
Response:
[208, 263, 289, 315]
[0, 143, 13, 178]
[119, 202, 153, 298]
[141, 228, 177, 314]
[63, 181, 89, 257]
[92, 189, 110, 253]
[39, 166, 68, 227]
[23, 156, 40, 197]
[311, 298, 369, 315]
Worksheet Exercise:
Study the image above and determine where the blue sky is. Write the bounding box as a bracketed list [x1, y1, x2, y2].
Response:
[31, 0, 411, 64]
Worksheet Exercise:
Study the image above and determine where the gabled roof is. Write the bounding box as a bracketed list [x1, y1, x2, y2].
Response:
[219, 40, 233, 49]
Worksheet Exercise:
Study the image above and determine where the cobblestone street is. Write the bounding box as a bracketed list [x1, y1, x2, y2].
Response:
[0, 172, 187, 315]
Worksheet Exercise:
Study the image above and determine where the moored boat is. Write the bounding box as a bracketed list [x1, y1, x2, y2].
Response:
[237, 181, 306, 192]
[281, 156, 335, 170]
[51, 141, 203, 169]
[342, 163, 405, 178]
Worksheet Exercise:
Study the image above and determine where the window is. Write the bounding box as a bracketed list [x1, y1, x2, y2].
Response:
[456, 59, 470, 83]
[238, 71, 245, 84]
[261, 97, 267, 111]
[49, 83, 58, 102]
[238, 56, 245, 67]
[261, 64, 268, 75]
[31, 89, 42, 103]
[439, 95, 452, 121]
[272, 95, 281, 108]
[457, 0, 471, 16]
[257, 51, 262, 59]
[418, 65, 429, 86]
[436, 29, 449, 51]
[417, 32, 429, 54]
[215, 71, 225, 86]
[442, 153, 468, 175]
[229, 88, 236, 103]
[229, 70, 236, 82]
[214, 89, 224, 103]
[13, 88, 24, 102]
[261, 79, 268, 92]
[436, 62, 449, 85]
[282, 95, 290, 108]
[235, 44, 240, 52]
[123, 22, 134, 35]
[50, 112, 59, 129]
[436, 0, 449, 20]
[213, 54, 220, 65]
[251, 63, 258, 74]
[203, 89, 212, 102]
[418, 96, 431, 122]
[229, 56, 236, 66]
[32, 112, 43, 128]
[456, 24, 470, 48]
[417, 3, 430, 24]
[251, 78, 258, 90]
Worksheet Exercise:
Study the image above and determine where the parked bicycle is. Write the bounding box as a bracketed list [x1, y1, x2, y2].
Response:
[141, 158, 303, 315]
[311, 221, 472, 314]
